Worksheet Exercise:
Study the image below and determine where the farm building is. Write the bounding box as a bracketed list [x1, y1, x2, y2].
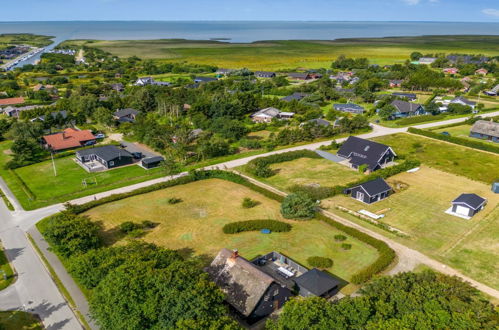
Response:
[141, 156, 165, 169]
[0, 97, 25, 107]
[251, 107, 294, 123]
[287, 72, 311, 80]
[206, 249, 292, 323]
[449, 193, 487, 219]
[76, 145, 134, 171]
[254, 71, 276, 78]
[470, 120, 499, 143]
[42, 128, 96, 152]
[392, 92, 417, 101]
[337, 136, 396, 172]
[450, 96, 476, 110]
[344, 177, 392, 204]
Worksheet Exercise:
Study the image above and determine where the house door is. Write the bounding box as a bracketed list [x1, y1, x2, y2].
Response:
[455, 205, 469, 216]
[273, 300, 279, 311]
[356, 191, 364, 201]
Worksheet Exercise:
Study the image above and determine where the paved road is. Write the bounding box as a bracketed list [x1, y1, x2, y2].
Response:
[0, 111, 498, 329]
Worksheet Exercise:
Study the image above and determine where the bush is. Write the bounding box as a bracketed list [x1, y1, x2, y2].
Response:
[242, 197, 259, 208]
[120, 221, 139, 233]
[167, 197, 182, 204]
[334, 234, 347, 242]
[307, 256, 333, 268]
[341, 243, 352, 250]
[408, 127, 499, 154]
[222, 220, 291, 234]
[141, 220, 156, 228]
[281, 192, 317, 220]
[127, 229, 145, 238]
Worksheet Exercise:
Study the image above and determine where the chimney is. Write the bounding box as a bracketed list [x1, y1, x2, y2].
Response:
[62, 132, 66, 139]
[231, 249, 239, 259]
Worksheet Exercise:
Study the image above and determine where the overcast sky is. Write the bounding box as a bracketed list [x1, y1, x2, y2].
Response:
[3, 0, 499, 22]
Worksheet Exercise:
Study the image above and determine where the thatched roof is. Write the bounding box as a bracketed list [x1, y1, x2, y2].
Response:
[471, 120, 499, 138]
[206, 249, 274, 317]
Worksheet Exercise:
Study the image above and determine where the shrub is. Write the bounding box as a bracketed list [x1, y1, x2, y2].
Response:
[307, 256, 333, 268]
[167, 197, 182, 204]
[222, 220, 291, 234]
[141, 220, 156, 228]
[127, 229, 145, 238]
[334, 234, 347, 242]
[281, 192, 316, 220]
[120, 221, 139, 233]
[242, 197, 259, 209]
[408, 127, 499, 154]
[341, 243, 352, 250]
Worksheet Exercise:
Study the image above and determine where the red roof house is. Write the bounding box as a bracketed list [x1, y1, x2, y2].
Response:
[43, 128, 96, 151]
[0, 97, 25, 106]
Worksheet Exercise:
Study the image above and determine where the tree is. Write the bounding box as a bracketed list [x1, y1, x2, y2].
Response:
[410, 52, 423, 61]
[378, 104, 397, 120]
[268, 271, 499, 330]
[8, 137, 47, 168]
[42, 213, 101, 257]
[281, 192, 316, 219]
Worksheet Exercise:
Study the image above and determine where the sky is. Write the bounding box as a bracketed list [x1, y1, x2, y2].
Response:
[2, 0, 499, 22]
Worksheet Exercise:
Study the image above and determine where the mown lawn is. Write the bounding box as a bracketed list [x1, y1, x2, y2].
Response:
[371, 133, 499, 184]
[0, 311, 42, 330]
[65, 36, 499, 70]
[0, 249, 15, 290]
[323, 166, 499, 289]
[240, 157, 363, 192]
[83, 178, 379, 282]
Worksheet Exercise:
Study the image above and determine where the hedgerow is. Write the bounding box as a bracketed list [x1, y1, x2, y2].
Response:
[222, 220, 291, 234]
[395, 114, 447, 126]
[408, 127, 499, 154]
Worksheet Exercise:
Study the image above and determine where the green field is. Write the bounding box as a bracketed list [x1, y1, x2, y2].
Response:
[0, 311, 43, 330]
[239, 157, 363, 192]
[371, 133, 499, 184]
[0, 249, 15, 290]
[0, 34, 53, 48]
[83, 178, 379, 283]
[62, 35, 499, 70]
[324, 166, 499, 289]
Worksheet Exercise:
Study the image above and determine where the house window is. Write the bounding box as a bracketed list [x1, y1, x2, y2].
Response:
[356, 191, 364, 201]
[264, 295, 270, 301]
[273, 289, 279, 296]
[109, 161, 115, 166]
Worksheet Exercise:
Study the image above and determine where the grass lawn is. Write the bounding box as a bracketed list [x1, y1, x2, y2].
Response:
[431, 124, 499, 146]
[323, 166, 499, 289]
[0, 249, 15, 290]
[0, 311, 42, 330]
[239, 157, 363, 192]
[63, 36, 499, 70]
[83, 178, 379, 283]
[0, 34, 53, 48]
[371, 133, 499, 184]
[14, 156, 164, 209]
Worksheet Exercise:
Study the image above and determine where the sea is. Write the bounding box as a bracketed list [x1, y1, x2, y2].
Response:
[1, 21, 498, 68]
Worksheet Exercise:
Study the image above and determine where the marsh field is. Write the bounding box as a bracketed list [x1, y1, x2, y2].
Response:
[63, 35, 499, 70]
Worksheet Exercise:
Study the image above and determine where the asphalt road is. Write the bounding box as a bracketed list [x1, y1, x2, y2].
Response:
[0, 111, 498, 329]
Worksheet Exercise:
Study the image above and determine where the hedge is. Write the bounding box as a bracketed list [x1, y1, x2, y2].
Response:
[61, 169, 395, 283]
[395, 113, 447, 126]
[222, 220, 291, 234]
[246, 150, 321, 178]
[307, 256, 333, 268]
[408, 127, 499, 154]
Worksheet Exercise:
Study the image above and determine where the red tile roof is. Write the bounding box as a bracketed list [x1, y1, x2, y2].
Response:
[43, 128, 96, 151]
[0, 97, 25, 106]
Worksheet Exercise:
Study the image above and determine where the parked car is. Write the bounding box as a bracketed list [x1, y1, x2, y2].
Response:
[84, 140, 96, 146]
[441, 132, 450, 136]
[95, 133, 105, 139]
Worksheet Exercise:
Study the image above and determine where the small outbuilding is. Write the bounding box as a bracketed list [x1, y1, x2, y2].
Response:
[450, 193, 487, 218]
[493, 181, 499, 194]
[344, 178, 392, 204]
[141, 156, 165, 169]
[294, 268, 341, 298]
